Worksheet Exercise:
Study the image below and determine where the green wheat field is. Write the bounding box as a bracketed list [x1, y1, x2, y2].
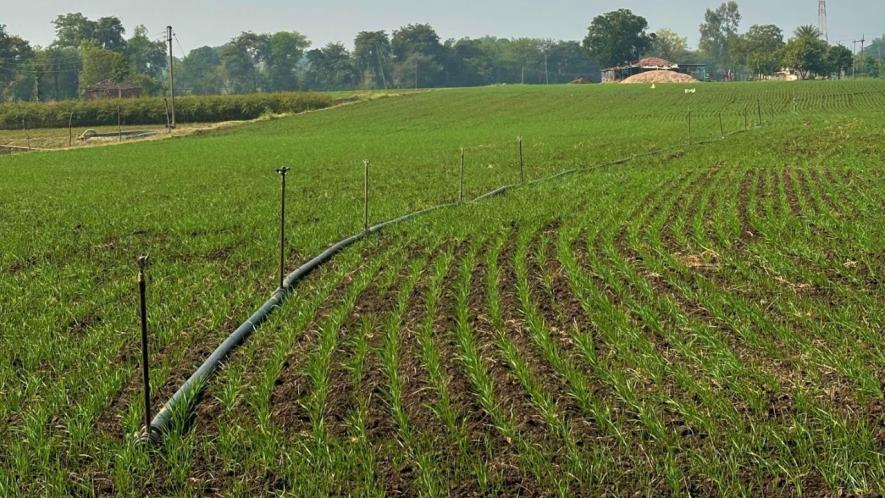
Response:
[1, 82, 883, 496]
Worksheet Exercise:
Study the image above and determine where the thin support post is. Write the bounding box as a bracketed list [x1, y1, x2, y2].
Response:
[167, 26, 176, 128]
[687, 110, 692, 145]
[363, 160, 370, 233]
[719, 111, 724, 138]
[23, 120, 30, 151]
[137, 256, 152, 441]
[276, 166, 290, 289]
[459, 148, 465, 203]
[518, 137, 525, 184]
[68, 111, 74, 147]
[118, 105, 122, 142]
[164, 98, 171, 132]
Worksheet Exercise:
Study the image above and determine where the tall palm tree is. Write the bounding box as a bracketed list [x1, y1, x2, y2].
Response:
[794, 25, 822, 40]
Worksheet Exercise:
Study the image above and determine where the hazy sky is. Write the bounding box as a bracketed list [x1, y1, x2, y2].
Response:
[4, 0, 881, 53]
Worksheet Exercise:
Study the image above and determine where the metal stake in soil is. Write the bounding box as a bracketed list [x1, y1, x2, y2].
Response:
[687, 110, 692, 145]
[363, 160, 370, 233]
[137, 256, 152, 439]
[719, 111, 724, 138]
[276, 166, 290, 289]
[23, 120, 31, 151]
[68, 112, 74, 147]
[459, 148, 465, 203]
[518, 137, 525, 184]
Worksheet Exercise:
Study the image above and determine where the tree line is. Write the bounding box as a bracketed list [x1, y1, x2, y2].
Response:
[1, 5, 882, 101]
[0, 15, 598, 101]
[585, 4, 882, 80]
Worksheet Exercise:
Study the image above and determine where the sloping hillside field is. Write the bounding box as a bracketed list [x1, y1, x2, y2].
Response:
[1, 82, 883, 496]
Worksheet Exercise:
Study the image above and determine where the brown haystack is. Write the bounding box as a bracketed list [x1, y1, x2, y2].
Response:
[621, 70, 698, 84]
[635, 57, 675, 68]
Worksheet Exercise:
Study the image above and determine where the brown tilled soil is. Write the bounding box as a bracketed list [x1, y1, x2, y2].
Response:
[737, 169, 758, 244]
[459, 247, 548, 494]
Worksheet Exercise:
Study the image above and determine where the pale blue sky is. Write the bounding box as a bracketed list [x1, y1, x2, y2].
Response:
[4, 0, 881, 53]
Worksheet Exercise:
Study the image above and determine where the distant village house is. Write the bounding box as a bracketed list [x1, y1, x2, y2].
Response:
[602, 57, 708, 83]
[82, 80, 142, 100]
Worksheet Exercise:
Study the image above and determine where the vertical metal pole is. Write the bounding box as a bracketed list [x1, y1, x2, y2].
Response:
[137, 256, 152, 439]
[167, 26, 176, 129]
[68, 111, 74, 147]
[118, 105, 122, 142]
[363, 160, 370, 233]
[687, 110, 692, 145]
[757, 100, 762, 126]
[459, 148, 465, 203]
[518, 137, 525, 184]
[719, 111, 724, 138]
[23, 120, 31, 151]
[276, 166, 290, 289]
[164, 98, 171, 132]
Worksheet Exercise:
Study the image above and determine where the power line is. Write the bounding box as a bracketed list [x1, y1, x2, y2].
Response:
[173, 32, 186, 56]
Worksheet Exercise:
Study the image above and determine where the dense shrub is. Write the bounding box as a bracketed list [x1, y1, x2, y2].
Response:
[0, 92, 334, 129]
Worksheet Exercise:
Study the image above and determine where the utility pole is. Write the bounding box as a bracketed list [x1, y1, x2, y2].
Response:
[167, 26, 176, 128]
[852, 36, 867, 76]
[860, 35, 866, 76]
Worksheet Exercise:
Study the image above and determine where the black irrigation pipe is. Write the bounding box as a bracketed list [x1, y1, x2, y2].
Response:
[143, 122, 756, 443]
[145, 201, 456, 440]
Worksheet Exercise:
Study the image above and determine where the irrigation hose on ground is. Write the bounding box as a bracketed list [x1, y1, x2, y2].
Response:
[142, 125, 756, 443]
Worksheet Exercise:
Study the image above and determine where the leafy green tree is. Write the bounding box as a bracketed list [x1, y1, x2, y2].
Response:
[52, 13, 96, 49]
[826, 45, 853, 77]
[546, 40, 599, 82]
[0, 25, 36, 101]
[178, 46, 224, 95]
[444, 38, 495, 86]
[736, 24, 784, 77]
[221, 32, 269, 93]
[699, 1, 741, 77]
[782, 26, 828, 79]
[865, 36, 884, 62]
[125, 26, 166, 79]
[80, 42, 129, 89]
[52, 13, 126, 52]
[354, 31, 392, 88]
[93, 17, 127, 51]
[582, 9, 653, 68]
[512, 38, 546, 83]
[35, 46, 81, 100]
[305, 43, 358, 90]
[858, 55, 880, 77]
[391, 24, 446, 87]
[650, 28, 688, 61]
[267, 31, 310, 91]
